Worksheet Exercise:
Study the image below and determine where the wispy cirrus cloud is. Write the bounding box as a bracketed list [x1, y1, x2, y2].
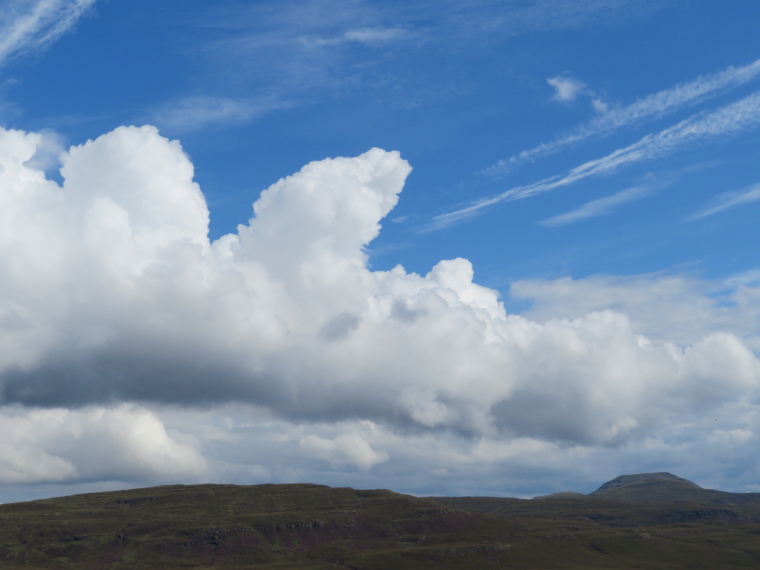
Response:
[193, 0, 661, 115]
[547, 74, 610, 114]
[485, 57, 760, 176]
[0, 0, 96, 67]
[149, 96, 292, 134]
[299, 26, 406, 48]
[435, 89, 760, 228]
[540, 185, 651, 227]
[690, 183, 760, 221]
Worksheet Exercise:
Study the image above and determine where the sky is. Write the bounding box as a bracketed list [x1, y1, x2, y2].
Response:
[0, 0, 759, 503]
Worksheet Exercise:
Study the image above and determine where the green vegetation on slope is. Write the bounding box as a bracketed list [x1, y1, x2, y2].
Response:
[588, 472, 760, 504]
[1, 475, 760, 568]
[0, 483, 518, 569]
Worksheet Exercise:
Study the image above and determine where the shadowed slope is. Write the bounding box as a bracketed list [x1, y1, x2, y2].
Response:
[3, 477, 760, 568]
[589, 472, 760, 504]
[0, 483, 518, 569]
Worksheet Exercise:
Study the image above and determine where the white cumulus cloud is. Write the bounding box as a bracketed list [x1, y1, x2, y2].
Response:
[0, 405, 206, 484]
[0, 123, 759, 465]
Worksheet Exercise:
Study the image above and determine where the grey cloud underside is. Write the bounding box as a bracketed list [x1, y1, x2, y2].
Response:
[1, 125, 759, 448]
[1, 345, 257, 407]
[0, 344, 404, 425]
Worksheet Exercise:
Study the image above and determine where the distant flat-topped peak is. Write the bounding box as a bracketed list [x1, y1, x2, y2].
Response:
[592, 472, 702, 495]
[585, 472, 760, 504]
[532, 491, 587, 500]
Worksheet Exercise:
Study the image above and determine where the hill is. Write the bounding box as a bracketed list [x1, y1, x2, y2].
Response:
[588, 472, 760, 504]
[432, 472, 760, 528]
[0, 483, 517, 569]
[2, 475, 760, 568]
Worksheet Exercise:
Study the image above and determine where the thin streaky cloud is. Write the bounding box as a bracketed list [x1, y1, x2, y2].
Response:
[725, 269, 760, 287]
[0, 0, 97, 67]
[150, 96, 292, 134]
[299, 27, 406, 48]
[690, 183, 760, 221]
[541, 185, 651, 227]
[197, 0, 660, 107]
[484, 57, 760, 176]
[433, 89, 760, 229]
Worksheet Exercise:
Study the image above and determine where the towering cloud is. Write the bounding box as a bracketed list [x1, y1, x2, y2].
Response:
[1, 125, 758, 452]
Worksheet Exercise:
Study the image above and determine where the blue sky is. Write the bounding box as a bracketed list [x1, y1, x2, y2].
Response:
[1, 0, 760, 502]
[6, 0, 760, 282]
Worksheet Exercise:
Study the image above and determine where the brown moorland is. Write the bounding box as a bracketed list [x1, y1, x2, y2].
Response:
[0, 473, 759, 568]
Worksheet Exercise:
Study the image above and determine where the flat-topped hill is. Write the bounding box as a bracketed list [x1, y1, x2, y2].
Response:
[589, 472, 760, 504]
[0, 482, 517, 569]
[431, 472, 760, 534]
[3, 475, 760, 568]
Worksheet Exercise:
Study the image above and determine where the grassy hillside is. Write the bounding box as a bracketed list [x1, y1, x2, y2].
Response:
[0, 483, 516, 569]
[1, 478, 760, 568]
[588, 472, 760, 504]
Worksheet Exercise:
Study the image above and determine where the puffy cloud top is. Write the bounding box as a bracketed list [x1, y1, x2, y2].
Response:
[1, 125, 758, 448]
